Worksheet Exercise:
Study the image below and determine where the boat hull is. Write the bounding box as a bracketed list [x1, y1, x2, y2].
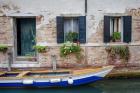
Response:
[0, 76, 103, 88]
[0, 66, 113, 88]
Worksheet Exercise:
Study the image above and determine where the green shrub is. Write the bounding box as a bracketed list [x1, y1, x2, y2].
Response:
[65, 32, 78, 42]
[60, 42, 82, 60]
[33, 45, 47, 53]
[112, 32, 121, 41]
[0, 45, 8, 53]
[106, 46, 130, 62]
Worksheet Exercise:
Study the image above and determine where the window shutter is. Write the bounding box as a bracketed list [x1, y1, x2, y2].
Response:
[56, 16, 64, 43]
[79, 16, 86, 43]
[104, 16, 111, 43]
[123, 16, 132, 43]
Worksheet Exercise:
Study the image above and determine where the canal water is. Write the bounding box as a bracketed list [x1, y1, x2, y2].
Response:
[0, 78, 140, 93]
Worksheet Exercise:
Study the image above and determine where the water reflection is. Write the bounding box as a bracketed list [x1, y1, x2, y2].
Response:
[0, 86, 102, 93]
[92, 79, 140, 93]
[0, 79, 140, 93]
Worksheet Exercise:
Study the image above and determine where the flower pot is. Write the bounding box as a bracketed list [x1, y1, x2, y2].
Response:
[115, 39, 121, 42]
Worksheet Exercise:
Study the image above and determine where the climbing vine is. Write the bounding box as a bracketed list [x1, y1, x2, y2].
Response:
[105, 46, 130, 63]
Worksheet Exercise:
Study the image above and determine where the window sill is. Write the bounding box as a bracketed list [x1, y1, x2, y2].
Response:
[80, 42, 139, 47]
[36, 42, 140, 47]
[109, 42, 124, 44]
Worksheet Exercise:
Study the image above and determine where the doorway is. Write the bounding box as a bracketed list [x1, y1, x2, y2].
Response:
[16, 18, 36, 57]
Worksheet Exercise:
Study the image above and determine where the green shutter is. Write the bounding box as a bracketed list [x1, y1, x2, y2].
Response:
[123, 16, 132, 43]
[104, 16, 111, 43]
[79, 16, 86, 43]
[57, 16, 64, 43]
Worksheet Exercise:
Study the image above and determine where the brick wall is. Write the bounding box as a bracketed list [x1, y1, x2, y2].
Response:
[0, 17, 13, 44]
[0, 0, 140, 68]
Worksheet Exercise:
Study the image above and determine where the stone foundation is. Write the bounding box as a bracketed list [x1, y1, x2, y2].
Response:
[36, 45, 140, 68]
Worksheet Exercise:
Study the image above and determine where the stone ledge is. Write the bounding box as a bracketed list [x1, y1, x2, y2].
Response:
[14, 61, 38, 64]
[3, 43, 140, 47]
[36, 42, 140, 47]
[106, 66, 140, 78]
[0, 63, 40, 68]
[11, 63, 40, 68]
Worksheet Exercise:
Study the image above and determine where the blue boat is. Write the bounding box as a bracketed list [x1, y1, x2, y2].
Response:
[0, 66, 113, 88]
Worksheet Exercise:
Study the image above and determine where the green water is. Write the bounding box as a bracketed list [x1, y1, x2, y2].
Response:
[0, 79, 140, 93]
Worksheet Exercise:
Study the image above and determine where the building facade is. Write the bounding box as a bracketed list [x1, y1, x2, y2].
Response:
[0, 0, 140, 68]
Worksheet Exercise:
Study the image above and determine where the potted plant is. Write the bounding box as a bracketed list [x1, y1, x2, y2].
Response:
[0, 45, 8, 53]
[60, 41, 82, 60]
[112, 32, 121, 42]
[33, 45, 48, 53]
[65, 32, 78, 42]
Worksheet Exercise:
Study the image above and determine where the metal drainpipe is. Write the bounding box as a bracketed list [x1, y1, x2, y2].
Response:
[85, 0, 87, 16]
[85, 0, 88, 65]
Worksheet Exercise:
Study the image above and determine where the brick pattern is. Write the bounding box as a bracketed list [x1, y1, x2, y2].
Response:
[132, 17, 140, 42]
[37, 18, 56, 43]
[129, 46, 140, 66]
[88, 18, 104, 43]
[87, 47, 108, 66]
[1, 8, 140, 67]
[38, 46, 86, 68]
[0, 17, 13, 44]
[0, 52, 8, 63]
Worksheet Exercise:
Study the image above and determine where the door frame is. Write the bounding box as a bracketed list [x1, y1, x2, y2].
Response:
[13, 17, 37, 62]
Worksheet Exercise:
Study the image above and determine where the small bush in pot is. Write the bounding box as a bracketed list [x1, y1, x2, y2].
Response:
[65, 32, 78, 42]
[112, 32, 121, 42]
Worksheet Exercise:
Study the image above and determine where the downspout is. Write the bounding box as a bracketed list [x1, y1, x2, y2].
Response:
[85, 0, 88, 65]
[85, 0, 87, 16]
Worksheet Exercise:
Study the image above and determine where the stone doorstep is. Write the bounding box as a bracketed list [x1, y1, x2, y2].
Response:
[12, 61, 40, 68]
[11, 63, 40, 68]
[14, 61, 39, 64]
[0, 62, 40, 68]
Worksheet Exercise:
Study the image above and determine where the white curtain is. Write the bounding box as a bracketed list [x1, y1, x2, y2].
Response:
[64, 18, 79, 41]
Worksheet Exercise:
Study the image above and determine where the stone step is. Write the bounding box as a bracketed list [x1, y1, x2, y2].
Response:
[11, 63, 40, 68]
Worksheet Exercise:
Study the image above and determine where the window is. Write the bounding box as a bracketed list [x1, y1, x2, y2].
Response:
[104, 16, 132, 43]
[64, 18, 79, 42]
[57, 16, 86, 44]
[110, 17, 123, 42]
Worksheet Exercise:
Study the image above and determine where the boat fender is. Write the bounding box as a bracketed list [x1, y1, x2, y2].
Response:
[23, 79, 34, 85]
[68, 78, 73, 84]
[50, 78, 61, 83]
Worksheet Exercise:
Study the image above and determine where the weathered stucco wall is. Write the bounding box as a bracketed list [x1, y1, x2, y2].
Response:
[87, 0, 140, 43]
[0, 0, 140, 43]
[0, 0, 140, 68]
[0, 17, 13, 44]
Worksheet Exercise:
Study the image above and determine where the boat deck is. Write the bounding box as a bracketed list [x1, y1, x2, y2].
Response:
[0, 66, 113, 80]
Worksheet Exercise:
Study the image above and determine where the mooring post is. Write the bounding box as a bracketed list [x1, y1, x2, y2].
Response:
[51, 55, 57, 71]
[7, 48, 12, 71]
